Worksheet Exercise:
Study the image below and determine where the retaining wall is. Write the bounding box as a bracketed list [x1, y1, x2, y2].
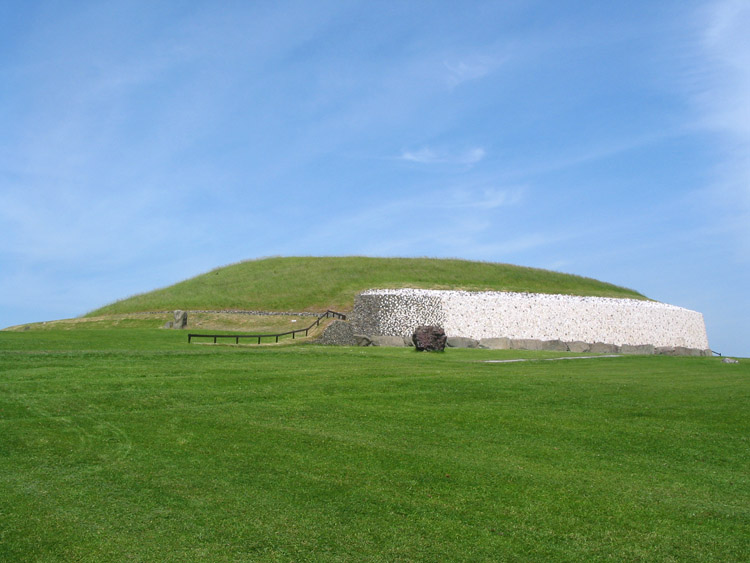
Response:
[352, 289, 709, 350]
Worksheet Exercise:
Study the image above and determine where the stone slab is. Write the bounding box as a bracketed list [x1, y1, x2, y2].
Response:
[447, 336, 480, 348]
[479, 337, 511, 350]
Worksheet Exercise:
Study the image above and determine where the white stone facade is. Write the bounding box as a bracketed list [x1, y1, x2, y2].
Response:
[353, 289, 709, 350]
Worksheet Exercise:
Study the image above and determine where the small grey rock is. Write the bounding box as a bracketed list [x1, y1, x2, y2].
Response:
[722, 357, 739, 364]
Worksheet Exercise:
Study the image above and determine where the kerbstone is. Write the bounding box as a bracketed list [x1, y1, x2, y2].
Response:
[479, 338, 511, 350]
[566, 341, 590, 353]
[620, 344, 655, 355]
[354, 334, 373, 347]
[446, 336, 479, 348]
[589, 342, 619, 354]
[541, 339, 569, 352]
[511, 339, 545, 351]
[370, 335, 407, 347]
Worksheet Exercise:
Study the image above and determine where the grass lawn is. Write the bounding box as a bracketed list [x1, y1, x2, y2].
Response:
[1, 329, 748, 561]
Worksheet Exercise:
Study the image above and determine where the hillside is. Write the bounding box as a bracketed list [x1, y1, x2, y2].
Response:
[87, 256, 647, 317]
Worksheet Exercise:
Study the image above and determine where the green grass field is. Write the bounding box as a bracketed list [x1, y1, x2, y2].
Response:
[87, 256, 647, 316]
[2, 328, 747, 561]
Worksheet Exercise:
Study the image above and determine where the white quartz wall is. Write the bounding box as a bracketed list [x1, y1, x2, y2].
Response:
[355, 289, 709, 349]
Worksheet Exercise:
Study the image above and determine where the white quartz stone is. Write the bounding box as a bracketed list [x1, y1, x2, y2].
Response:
[355, 289, 709, 349]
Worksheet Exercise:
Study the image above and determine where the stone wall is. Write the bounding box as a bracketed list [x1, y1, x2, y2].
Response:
[351, 289, 710, 350]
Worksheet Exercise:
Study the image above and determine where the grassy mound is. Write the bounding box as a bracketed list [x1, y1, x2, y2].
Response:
[88, 256, 646, 316]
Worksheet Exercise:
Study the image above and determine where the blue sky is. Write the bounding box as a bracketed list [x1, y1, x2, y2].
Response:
[1, 1, 748, 356]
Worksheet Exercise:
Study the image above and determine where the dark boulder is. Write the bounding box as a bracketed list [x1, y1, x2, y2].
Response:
[412, 326, 447, 352]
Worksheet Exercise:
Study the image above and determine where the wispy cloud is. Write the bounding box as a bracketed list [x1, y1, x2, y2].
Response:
[400, 146, 486, 165]
[443, 53, 506, 87]
[434, 186, 525, 210]
[279, 183, 527, 260]
[692, 0, 750, 258]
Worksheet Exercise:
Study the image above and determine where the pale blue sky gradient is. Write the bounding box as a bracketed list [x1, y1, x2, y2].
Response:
[1, 1, 748, 355]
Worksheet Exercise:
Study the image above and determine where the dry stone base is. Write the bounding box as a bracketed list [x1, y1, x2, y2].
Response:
[321, 327, 710, 355]
[317, 320, 357, 346]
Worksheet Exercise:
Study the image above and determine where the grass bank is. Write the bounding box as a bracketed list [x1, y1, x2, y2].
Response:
[1, 328, 747, 561]
[87, 256, 647, 316]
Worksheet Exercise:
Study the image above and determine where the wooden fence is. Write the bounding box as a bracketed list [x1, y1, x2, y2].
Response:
[187, 310, 346, 345]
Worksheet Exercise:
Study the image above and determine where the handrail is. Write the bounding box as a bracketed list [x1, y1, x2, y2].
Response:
[187, 310, 346, 345]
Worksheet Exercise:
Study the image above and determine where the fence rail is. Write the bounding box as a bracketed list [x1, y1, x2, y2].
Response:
[188, 310, 346, 345]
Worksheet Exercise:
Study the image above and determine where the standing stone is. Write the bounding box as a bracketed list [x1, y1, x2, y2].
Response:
[412, 326, 447, 352]
[173, 310, 188, 329]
